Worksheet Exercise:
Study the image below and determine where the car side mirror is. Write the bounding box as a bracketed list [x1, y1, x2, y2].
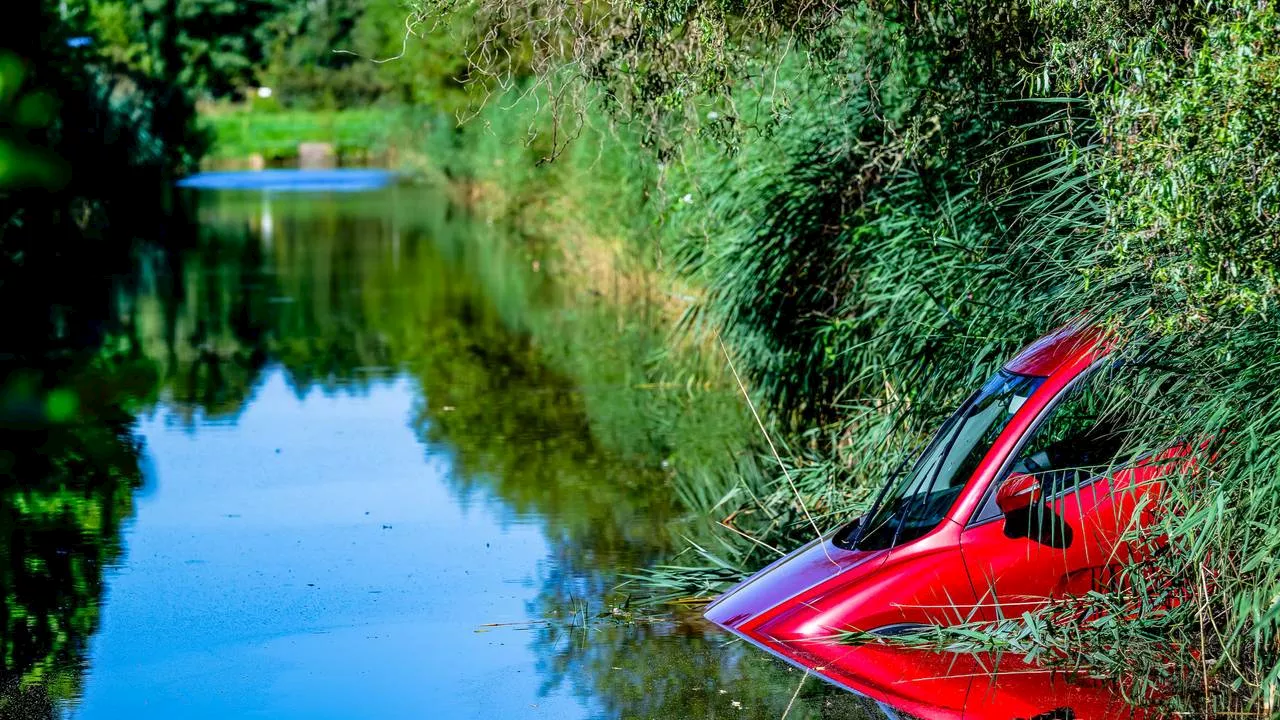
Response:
[995, 471, 1041, 517]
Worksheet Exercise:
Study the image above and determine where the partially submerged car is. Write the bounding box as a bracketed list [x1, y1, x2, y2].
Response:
[705, 326, 1181, 712]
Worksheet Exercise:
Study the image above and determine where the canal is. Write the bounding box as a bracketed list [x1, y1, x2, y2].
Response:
[2, 175, 887, 719]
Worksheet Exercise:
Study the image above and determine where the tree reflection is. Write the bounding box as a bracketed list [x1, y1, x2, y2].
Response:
[408, 332, 886, 718]
[1, 183, 885, 718]
[0, 419, 141, 714]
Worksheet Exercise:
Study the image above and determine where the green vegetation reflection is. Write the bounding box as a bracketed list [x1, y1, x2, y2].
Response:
[0, 184, 865, 718]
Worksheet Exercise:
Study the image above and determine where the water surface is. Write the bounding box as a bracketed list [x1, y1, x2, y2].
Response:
[1, 178, 886, 719]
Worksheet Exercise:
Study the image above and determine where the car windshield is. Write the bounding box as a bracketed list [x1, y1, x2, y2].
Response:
[845, 370, 1044, 550]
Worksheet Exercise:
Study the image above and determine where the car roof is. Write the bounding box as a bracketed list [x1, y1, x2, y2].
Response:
[1002, 325, 1106, 378]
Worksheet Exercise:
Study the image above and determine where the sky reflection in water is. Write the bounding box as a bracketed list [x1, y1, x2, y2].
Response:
[18, 181, 876, 719]
[80, 372, 584, 719]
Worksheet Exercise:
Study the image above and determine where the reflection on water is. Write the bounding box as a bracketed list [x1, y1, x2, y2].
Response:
[0, 421, 139, 715]
[0, 182, 887, 718]
[0, 179, 1139, 720]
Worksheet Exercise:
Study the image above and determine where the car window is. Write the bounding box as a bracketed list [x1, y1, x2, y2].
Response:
[972, 368, 1131, 524]
[848, 371, 1043, 550]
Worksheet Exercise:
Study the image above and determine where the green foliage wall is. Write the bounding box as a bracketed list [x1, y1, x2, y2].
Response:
[421, 0, 1280, 710]
[74, 0, 477, 110]
[73, 0, 289, 99]
[2, 3, 202, 372]
[666, 1, 1280, 709]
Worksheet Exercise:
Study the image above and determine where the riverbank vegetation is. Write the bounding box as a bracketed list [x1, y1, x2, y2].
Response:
[15, 0, 1280, 714]
[76, 0, 478, 164]
[409, 0, 1280, 714]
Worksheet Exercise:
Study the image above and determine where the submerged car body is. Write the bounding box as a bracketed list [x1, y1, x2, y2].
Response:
[705, 326, 1177, 717]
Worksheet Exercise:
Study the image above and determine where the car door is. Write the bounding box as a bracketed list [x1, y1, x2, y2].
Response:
[1058, 443, 1186, 596]
[957, 374, 1169, 619]
[959, 483, 1100, 619]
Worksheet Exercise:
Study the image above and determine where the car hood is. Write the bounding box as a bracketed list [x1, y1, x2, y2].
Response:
[704, 535, 884, 632]
[704, 536, 1143, 720]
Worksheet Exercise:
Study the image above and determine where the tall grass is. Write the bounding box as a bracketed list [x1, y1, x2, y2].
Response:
[417, 0, 1280, 711]
[648, 2, 1280, 713]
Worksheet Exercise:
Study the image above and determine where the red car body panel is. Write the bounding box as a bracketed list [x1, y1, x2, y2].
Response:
[1002, 324, 1108, 377]
[705, 327, 1164, 719]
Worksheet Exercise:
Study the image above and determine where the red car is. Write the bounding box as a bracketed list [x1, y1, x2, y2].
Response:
[706, 326, 1179, 716]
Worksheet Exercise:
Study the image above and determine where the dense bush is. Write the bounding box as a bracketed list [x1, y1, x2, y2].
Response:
[2, 3, 203, 368]
[423, 0, 1280, 712]
[77, 0, 479, 111]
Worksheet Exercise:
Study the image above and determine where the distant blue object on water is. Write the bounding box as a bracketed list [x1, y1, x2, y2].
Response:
[177, 169, 395, 192]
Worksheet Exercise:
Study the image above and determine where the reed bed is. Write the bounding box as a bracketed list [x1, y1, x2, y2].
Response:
[421, 0, 1280, 712]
